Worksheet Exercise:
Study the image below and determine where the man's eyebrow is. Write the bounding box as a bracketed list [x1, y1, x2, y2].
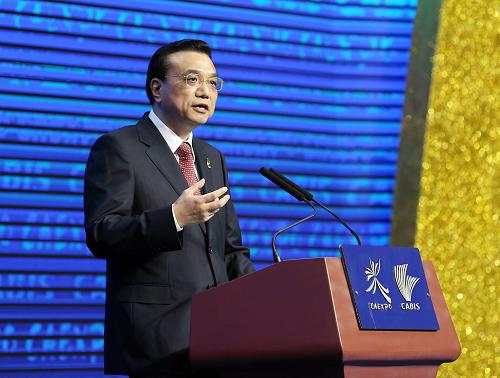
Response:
[183, 69, 217, 77]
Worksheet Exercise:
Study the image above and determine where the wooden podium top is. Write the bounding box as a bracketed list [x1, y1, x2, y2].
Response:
[190, 258, 460, 372]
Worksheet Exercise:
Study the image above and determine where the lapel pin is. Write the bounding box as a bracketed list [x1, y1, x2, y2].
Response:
[206, 158, 212, 169]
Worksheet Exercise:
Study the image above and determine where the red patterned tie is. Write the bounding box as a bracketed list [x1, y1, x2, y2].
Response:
[177, 142, 201, 195]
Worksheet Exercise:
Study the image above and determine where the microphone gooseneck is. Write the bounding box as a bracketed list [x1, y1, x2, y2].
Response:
[312, 200, 362, 246]
[271, 199, 317, 263]
[259, 167, 317, 263]
[268, 168, 362, 246]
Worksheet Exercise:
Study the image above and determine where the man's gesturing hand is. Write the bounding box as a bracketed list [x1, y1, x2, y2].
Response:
[173, 178, 230, 227]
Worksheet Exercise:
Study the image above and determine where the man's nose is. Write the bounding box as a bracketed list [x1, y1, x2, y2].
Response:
[195, 80, 210, 97]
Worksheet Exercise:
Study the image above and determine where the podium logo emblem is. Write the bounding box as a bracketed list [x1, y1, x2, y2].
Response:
[365, 258, 391, 304]
[394, 264, 420, 302]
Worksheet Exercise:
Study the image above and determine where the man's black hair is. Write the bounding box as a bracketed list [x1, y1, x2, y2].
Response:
[145, 39, 213, 104]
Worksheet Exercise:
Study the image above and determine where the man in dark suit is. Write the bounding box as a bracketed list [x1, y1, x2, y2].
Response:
[84, 39, 255, 377]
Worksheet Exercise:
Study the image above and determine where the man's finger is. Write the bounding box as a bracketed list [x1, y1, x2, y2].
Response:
[202, 186, 228, 202]
[187, 178, 205, 193]
[204, 194, 230, 212]
[218, 194, 230, 209]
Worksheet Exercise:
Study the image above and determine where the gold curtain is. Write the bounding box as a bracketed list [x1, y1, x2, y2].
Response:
[416, 0, 499, 376]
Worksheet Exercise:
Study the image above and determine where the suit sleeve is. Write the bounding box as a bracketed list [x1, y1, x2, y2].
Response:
[220, 153, 255, 280]
[84, 133, 182, 258]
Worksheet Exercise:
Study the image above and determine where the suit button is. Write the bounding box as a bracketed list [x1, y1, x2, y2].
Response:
[208, 247, 214, 255]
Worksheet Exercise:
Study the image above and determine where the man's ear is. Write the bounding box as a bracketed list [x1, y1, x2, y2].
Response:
[150, 78, 162, 103]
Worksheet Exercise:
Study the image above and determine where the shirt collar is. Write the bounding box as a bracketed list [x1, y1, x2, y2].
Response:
[148, 109, 195, 160]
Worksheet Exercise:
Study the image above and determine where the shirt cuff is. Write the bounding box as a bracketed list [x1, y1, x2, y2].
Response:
[172, 204, 183, 232]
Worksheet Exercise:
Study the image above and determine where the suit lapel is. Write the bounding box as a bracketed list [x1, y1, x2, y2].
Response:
[193, 138, 216, 197]
[193, 138, 217, 238]
[136, 114, 188, 197]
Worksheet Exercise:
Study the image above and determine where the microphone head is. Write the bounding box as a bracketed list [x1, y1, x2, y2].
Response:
[269, 168, 314, 200]
[259, 167, 270, 176]
[260, 167, 305, 201]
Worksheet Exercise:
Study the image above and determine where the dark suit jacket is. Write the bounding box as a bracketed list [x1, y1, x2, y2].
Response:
[84, 113, 254, 375]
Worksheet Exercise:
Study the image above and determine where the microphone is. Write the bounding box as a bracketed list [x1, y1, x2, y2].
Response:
[269, 168, 362, 246]
[259, 168, 317, 263]
[269, 168, 314, 201]
[259, 167, 305, 201]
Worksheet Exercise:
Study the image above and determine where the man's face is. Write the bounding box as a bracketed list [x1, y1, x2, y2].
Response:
[155, 51, 218, 135]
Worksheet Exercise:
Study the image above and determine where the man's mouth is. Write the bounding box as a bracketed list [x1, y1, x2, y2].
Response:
[192, 104, 209, 112]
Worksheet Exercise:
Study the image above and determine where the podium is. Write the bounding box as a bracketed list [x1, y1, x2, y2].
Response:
[190, 258, 460, 378]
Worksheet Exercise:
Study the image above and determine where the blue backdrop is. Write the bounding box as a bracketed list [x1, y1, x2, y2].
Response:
[0, 0, 416, 376]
